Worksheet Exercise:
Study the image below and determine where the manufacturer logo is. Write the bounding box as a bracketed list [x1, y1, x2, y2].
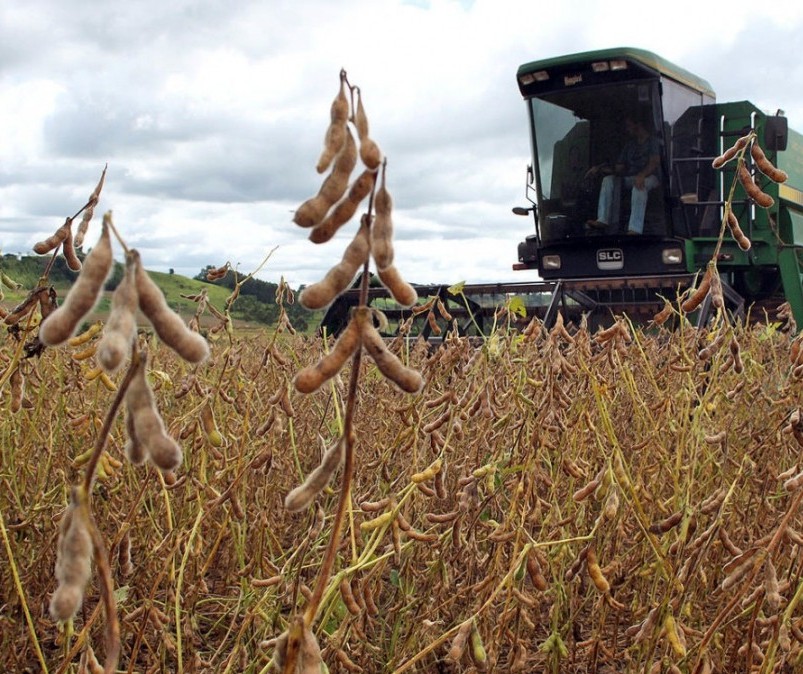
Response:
[597, 248, 623, 271]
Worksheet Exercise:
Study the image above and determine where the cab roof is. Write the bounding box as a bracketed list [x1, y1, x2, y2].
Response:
[517, 47, 715, 98]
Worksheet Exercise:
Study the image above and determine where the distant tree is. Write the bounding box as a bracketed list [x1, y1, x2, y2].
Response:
[104, 260, 124, 291]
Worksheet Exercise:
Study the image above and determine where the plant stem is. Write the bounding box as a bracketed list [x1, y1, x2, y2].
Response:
[82, 349, 140, 494]
[301, 263, 370, 630]
[0, 505, 49, 673]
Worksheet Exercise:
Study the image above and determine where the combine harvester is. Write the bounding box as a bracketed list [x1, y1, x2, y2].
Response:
[321, 47, 803, 336]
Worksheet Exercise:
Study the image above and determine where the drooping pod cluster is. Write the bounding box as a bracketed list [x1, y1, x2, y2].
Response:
[712, 132, 788, 194]
[293, 306, 423, 395]
[32, 165, 107, 267]
[737, 164, 775, 208]
[281, 73, 423, 668]
[294, 71, 369, 233]
[293, 72, 417, 315]
[40, 214, 210, 368]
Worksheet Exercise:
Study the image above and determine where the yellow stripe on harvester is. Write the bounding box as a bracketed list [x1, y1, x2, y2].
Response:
[779, 183, 803, 208]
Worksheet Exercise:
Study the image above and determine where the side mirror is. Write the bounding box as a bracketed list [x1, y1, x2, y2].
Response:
[764, 114, 788, 152]
[512, 206, 532, 216]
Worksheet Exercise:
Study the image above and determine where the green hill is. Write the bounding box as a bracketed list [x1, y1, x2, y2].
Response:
[0, 254, 311, 330]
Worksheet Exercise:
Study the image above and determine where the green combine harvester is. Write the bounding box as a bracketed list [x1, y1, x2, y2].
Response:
[321, 47, 803, 336]
[513, 47, 803, 328]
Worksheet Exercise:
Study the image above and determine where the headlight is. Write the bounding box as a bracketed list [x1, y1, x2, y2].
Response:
[662, 248, 683, 265]
[542, 255, 561, 270]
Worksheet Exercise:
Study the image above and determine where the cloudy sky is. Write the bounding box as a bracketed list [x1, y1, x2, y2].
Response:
[2, 0, 803, 289]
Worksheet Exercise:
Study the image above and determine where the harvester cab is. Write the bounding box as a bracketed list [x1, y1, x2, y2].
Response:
[513, 47, 803, 328]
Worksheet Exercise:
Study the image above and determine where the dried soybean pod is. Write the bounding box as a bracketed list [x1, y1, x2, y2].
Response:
[764, 558, 781, 612]
[709, 269, 724, 309]
[377, 265, 418, 308]
[9, 365, 24, 413]
[319, 127, 358, 205]
[357, 307, 424, 393]
[133, 251, 210, 364]
[74, 165, 107, 248]
[50, 492, 93, 621]
[97, 252, 138, 373]
[296, 127, 357, 228]
[436, 297, 453, 321]
[586, 544, 610, 594]
[360, 138, 382, 172]
[730, 337, 744, 374]
[126, 355, 183, 472]
[371, 166, 394, 270]
[738, 163, 774, 208]
[299, 223, 370, 310]
[4, 288, 44, 326]
[572, 473, 601, 502]
[309, 169, 377, 244]
[783, 469, 803, 492]
[40, 218, 113, 346]
[722, 549, 764, 591]
[447, 620, 473, 663]
[33, 218, 71, 255]
[680, 266, 712, 314]
[62, 225, 82, 272]
[353, 87, 369, 139]
[205, 263, 229, 281]
[649, 511, 683, 535]
[339, 577, 361, 616]
[316, 122, 347, 177]
[712, 134, 750, 168]
[653, 300, 673, 326]
[124, 406, 146, 465]
[284, 437, 345, 512]
[316, 74, 350, 174]
[526, 550, 548, 591]
[726, 211, 752, 251]
[118, 529, 134, 577]
[294, 318, 361, 393]
[293, 195, 330, 229]
[354, 88, 382, 170]
[751, 142, 788, 183]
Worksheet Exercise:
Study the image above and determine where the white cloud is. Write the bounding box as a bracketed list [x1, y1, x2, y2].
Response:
[2, 0, 802, 294]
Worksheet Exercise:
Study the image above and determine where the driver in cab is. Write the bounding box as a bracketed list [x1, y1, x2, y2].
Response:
[585, 113, 660, 235]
